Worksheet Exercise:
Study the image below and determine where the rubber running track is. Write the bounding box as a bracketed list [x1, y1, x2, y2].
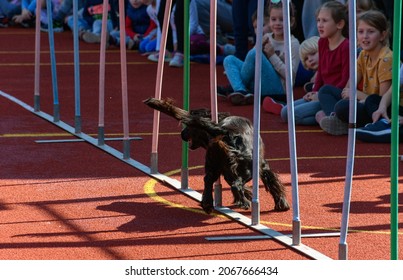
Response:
[0, 27, 402, 260]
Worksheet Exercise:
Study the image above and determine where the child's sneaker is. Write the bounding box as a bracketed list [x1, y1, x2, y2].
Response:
[356, 119, 392, 143]
[169, 52, 184, 67]
[244, 93, 254, 105]
[0, 16, 9, 28]
[40, 21, 64, 33]
[147, 52, 172, 62]
[319, 113, 348, 135]
[262, 97, 284, 115]
[217, 84, 233, 99]
[82, 32, 101, 43]
[228, 91, 252, 106]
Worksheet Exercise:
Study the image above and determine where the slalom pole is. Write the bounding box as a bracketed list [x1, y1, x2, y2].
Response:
[209, 0, 218, 125]
[390, 0, 401, 260]
[181, 0, 190, 190]
[339, 0, 357, 260]
[97, 0, 110, 146]
[282, 0, 301, 244]
[33, 0, 41, 112]
[46, 0, 60, 122]
[118, 0, 130, 159]
[150, 0, 173, 173]
[72, 0, 81, 134]
[209, 0, 223, 207]
[251, 0, 264, 225]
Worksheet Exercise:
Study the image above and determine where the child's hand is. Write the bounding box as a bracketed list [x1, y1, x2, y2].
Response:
[372, 105, 390, 123]
[133, 34, 142, 42]
[341, 88, 350, 99]
[303, 91, 317, 101]
[12, 9, 32, 23]
[263, 39, 275, 57]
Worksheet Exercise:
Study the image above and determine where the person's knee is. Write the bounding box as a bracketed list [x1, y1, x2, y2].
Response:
[280, 107, 288, 122]
[223, 55, 236, 68]
[334, 101, 349, 122]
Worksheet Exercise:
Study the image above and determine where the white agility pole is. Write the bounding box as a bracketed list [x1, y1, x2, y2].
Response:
[72, 0, 81, 134]
[118, 0, 131, 160]
[97, 0, 110, 146]
[339, 0, 357, 260]
[282, 0, 301, 244]
[209, 0, 223, 207]
[251, 0, 265, 225]
[150, 0, 173, 174]
[33, 0, 41, 112]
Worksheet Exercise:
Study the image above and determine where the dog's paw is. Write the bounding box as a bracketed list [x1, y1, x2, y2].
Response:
[274, 197, 290, 212]
[201, 202, 214, 214]
[201, 196, 214, 214]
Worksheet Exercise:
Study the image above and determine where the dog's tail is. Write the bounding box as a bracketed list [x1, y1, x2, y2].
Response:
[261, 167, 290, 212]
[143, 97, 189, 121]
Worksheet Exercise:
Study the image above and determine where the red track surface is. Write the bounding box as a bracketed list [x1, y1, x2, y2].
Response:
[0, 28, 402, 260]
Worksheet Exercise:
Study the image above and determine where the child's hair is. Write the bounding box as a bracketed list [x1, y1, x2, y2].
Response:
[357, 9, 390, 46]
[317, 1, 349, 38]
[266, 0, 297, 30]
[356, 0, 376, 12]
[251, 5, 270, 24]
[299, 36, 319, 70]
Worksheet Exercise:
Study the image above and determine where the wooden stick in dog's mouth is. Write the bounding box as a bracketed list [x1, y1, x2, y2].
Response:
[143, 97, 189, 121]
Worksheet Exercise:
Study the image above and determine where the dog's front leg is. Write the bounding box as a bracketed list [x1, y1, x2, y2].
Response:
[201, 150, 222, 214]
[201, 169, 220, 214]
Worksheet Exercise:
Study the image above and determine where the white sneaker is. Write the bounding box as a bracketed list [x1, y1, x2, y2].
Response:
[169, 52, 184, 67]
[82, 32, 101, 43]
[147, 52, 172, 62]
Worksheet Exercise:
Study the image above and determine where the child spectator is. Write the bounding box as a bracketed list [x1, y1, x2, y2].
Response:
[222, 1, 300, 106]
[195, 0, 233, 45]
[139, 0, 158, 54]
[356, 66, 403, 142]
[109, 0, 156, 50]
[319, 9, 392, 135]
[150, 0, 207, 67]
[279, 36, 320, 125]
[282, 1, 349, 125]
[39, 0, 65, 32]
[78, 0, 118, 45]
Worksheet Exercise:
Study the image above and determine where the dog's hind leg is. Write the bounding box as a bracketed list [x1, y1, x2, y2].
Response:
[260, 160, 290, 211]
[230, 179, 251, 210]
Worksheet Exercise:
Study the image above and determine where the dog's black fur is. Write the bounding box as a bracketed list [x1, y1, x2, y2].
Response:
[144, 97, 290, 214]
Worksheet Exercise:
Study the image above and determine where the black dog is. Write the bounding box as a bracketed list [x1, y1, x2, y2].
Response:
[144, 97, 290, 214]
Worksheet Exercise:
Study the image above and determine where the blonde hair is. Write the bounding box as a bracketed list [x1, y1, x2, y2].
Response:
[299, 36, 319, 70]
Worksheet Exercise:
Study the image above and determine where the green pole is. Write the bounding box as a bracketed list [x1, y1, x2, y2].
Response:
[390, 0, 401, 260]
[181, 0, 190, 189]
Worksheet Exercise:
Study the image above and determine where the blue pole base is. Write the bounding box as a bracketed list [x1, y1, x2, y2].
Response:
[150, 152, 158, 174]
[97, 126, 105, 146]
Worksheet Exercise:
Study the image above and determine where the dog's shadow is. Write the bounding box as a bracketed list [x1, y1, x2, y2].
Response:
[96, 200, 219, 233]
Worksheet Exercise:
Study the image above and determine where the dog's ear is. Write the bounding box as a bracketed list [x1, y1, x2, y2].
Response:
[143, 97, 190, 121]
